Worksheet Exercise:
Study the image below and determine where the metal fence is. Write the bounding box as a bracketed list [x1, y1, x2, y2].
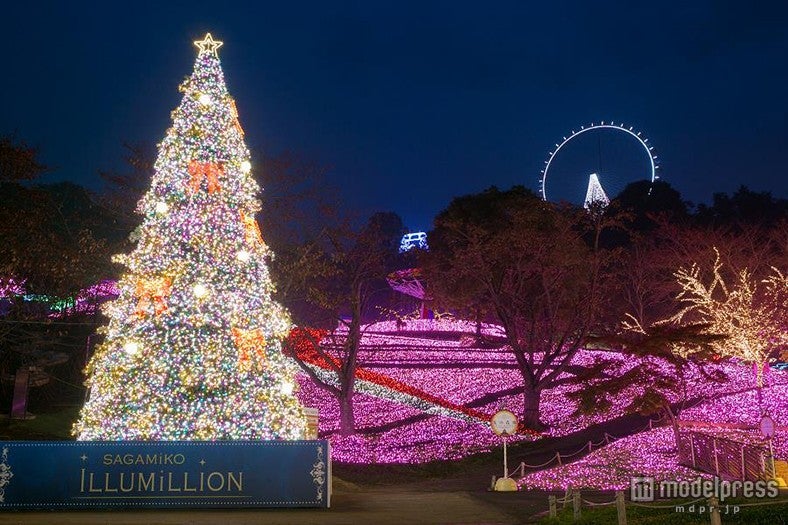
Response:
[677, 430, 773, 481]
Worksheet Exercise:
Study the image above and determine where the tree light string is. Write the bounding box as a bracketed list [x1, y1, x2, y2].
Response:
[74, 35, 306, 441]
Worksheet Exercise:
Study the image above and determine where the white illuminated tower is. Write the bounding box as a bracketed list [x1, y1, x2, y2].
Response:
[74, 34, 307, 441]
[583, 173, 610, 209]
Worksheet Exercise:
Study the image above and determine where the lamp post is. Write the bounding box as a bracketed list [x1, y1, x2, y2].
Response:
[760, 413, 776, 479]
[491, 410, 519, 491]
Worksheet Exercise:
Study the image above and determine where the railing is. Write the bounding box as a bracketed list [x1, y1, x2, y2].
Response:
[677, 430, 774, 481]
[548, 490, 787, 525]
[500, 413, 668, 481]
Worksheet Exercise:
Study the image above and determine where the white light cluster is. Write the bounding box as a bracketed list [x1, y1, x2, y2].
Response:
[73, 34, 307, 441]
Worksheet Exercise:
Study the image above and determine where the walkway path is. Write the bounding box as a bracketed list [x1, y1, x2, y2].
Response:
[0, 488, 533, 525]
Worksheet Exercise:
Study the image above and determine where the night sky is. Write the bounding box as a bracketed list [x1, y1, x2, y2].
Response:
[4, 1, 787, 230]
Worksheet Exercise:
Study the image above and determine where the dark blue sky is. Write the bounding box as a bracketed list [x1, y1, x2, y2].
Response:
[4, 1, 787, 230]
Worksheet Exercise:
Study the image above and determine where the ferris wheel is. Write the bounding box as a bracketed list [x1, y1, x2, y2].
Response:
[540, 122, 660, 206]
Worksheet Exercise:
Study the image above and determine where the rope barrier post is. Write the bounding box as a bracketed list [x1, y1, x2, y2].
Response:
[519, 462, 525, 478]
[690, 433, 696, 468]
[548, 495, 557, 518]
[573, 490, 581, 521]
[758, 451, 773, 477]
[615, 491, 626, 525]
[556, 452, 562, 466]
[709, 497, 722, 525]
[768, 438, 776, 479]
[588, 441, 593, 452]
[562, 488, 570, 509]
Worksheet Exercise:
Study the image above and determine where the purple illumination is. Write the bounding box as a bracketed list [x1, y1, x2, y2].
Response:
[294, 319, 788, 465]
[519, 428, 712, 491]
[51, 279, 120, 317]
[0, 277, 26, 297]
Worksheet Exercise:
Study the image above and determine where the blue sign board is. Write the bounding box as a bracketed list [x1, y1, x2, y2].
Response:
[0, 440, 330, 509]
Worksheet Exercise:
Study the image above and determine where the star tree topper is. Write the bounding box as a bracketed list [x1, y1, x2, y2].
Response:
[194, 33, 223, 57]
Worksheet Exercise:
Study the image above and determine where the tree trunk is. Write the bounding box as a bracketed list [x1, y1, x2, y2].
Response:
[664, 404, 682, 454]
[473, 307, 484, 346]
[338, 391, 355, 436]
[522, 383, 545, 431]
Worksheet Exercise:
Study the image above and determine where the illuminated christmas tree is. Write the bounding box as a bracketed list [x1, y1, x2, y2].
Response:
[74, 34, 307, 441]
[583, 173, 609, 210]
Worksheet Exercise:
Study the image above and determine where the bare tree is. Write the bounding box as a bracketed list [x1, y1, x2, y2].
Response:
[277, 212, 403, 435]
[0, 138, 115, 409]
[259, 152, 403, 435]
[422, 187, 619, 430]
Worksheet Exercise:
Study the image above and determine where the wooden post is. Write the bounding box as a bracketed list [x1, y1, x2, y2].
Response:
[768, 439, 776, 479]
[760, 450, 766, 478]
[709, 497, 722, 525]
[562, 488, 570, 509]
[304, 407, 319, 440]
[548, 495, 557, 518]
[689, 433, 696, 468]
[556, 452, 562, 466]
[11, 367, 30, 420]
[615, 491, 627, 525]
[573, 491, 581, 521]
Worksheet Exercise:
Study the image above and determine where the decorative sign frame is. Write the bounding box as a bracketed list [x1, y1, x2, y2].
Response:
[490, 410, 518, 437]
[0, 440, 330, 509]
[760, 415, 776, 439]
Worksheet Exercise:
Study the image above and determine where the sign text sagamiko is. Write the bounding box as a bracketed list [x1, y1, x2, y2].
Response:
[0, 440, 330, 509]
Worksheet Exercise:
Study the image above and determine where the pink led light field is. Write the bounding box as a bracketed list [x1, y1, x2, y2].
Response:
[294, 320, 788, 465]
